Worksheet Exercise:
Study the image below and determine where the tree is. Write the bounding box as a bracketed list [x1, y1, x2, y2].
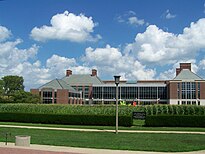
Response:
[12, 90, 41, 104]
[2, 75, 24, 96]
[0, 75, 40, 104]
[0, 79, 4, 96]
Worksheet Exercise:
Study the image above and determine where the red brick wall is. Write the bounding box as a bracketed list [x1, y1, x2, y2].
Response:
[89, 85, 92, 99]
[30, 89, 39, 95]
[169, 82, 178, 99]
[180, 63, 191, 71]
[56, 89, 68, 104]
[200, 82, 205, 99]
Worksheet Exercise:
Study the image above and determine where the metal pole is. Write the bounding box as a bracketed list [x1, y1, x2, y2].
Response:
[116, 84, 118, 134]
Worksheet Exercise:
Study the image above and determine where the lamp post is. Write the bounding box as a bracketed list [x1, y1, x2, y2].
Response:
[114, 75, 121, 134]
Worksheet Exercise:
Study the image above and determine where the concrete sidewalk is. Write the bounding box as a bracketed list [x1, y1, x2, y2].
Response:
[0, 124, 205, 135]
[0, 142, 205, 154]
[0, 125, 205, 153]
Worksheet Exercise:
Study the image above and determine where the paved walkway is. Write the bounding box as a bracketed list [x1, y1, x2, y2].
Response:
[0, 142, 205, 154]
[0, 125, 205, 154]
[0, 124, 205, 135]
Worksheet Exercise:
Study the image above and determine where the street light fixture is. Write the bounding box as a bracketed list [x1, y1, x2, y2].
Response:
[114, 75, 121, 134]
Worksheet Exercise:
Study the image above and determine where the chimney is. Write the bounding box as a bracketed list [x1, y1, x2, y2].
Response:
[66, 70, 72, 76]
[176, 63, 192, 77]
[180, 63, 191, 71]
[176, 68, 180, 76]
[91, 69, 97, 76]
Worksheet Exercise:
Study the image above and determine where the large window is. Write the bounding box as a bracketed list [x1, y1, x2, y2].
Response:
[181, 82, 196, 100]
[92, 87, 103, 99]
[92, 85, 167, 102]
[158, 87, 167, 99]
[121, 87, 137, 99]
[42, 91, 52, 104]
[43, 91, 52, 98]
[84, 86, 90, 98]
[177, 83, 180, 99]
[139, 87, 165, 99]
[103, 87, 116, 99]
[69, 92, 80, 98]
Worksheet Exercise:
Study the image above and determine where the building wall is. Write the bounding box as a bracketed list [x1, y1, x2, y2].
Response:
[200, 82, 205, 99]
[200, 99, 205, 105]
[30, 89, 39, 95]
[169, 99, 178, 105]
[56, 89, 69, 104]
[169, 82, 178, 99]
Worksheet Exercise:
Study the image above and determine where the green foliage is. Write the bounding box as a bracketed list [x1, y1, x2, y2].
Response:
[0, 104, 204, 117]
[12, 90, 41, 104]
[0, 75, 40, 104]
[0, 112, 132, 126]
[0, 80, 4, 96]
[2, 75, 24, 96]
[145, 105, 205, 116]
[0, 104, 143, 116]
[145, 115, 205, 127]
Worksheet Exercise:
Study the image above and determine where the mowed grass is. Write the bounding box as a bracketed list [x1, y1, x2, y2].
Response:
[0, 127, 205, 152]
[1, 121, 205, 132]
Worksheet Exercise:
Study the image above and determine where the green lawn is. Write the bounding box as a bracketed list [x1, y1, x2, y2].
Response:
[0, 127, 205, 152]
[1, 121, 205, 132]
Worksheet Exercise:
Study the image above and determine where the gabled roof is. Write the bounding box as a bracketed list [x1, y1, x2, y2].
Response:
[62, 74, 104, 85]
[39, 79, 77, 92]
[173, 69, 203, 81]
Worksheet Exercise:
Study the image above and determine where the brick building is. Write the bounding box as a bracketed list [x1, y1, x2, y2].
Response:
[31, 63, 205, 105]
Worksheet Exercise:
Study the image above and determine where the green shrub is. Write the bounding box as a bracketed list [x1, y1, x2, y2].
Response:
[0, 112, 133, 127]
[0, 104, 204, 117]
[145, 115, 205, 127]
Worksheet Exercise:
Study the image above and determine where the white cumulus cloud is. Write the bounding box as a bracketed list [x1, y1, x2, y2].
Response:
[0, 26, 11, 42]
[159, 59, 198, 80]
[116, 11, 148, 26]
[128, 17, 145, 26]
[126, 18, 205, 65]
[162, 9, 176, 19]
[31, 11, 101, 42]
[82, 45, 156, 80]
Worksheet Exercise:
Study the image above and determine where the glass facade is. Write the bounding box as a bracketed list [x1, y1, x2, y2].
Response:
[42, 91, 52, 104]
[68, 92, 81, 98]
[92, 85, 167, 104]
[198, 82, 200, 99]
[180, 82, 196, 100]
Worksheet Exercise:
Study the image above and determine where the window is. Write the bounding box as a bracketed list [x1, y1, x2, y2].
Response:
[187, 101, 191, 105]
[42, 91, 53, 104]
[84, 86, 90, 98]
[177, 83, 180, 99]
[182, 101, 186, 105]
[198, 82, 200, 99]
[181, 82, 196, 100]
[192, 101, 196, 105]
[43, 91, 52, 98]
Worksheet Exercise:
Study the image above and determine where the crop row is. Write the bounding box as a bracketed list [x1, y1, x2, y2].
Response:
[0, 104, 204, 116]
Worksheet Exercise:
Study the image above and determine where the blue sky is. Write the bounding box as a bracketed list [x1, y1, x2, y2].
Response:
[0, 0, 205, 90]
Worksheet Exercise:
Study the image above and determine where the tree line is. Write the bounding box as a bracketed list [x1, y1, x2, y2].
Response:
[0, 75, 41, 103]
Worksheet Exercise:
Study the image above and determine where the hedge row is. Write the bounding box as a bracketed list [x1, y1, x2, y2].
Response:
[0, 112, 133, 127]
[144, 105, 205, 115]
[145, 115, 205, 127]
[0, 104, 143, 116]
[0, 104, 204, 116]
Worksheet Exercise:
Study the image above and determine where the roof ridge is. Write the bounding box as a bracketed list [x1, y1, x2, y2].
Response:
[190, 70, 203, 80]
[38, 79, 54, 89]
[56, 79, 64, 89]
[173, 69, 203, 80]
